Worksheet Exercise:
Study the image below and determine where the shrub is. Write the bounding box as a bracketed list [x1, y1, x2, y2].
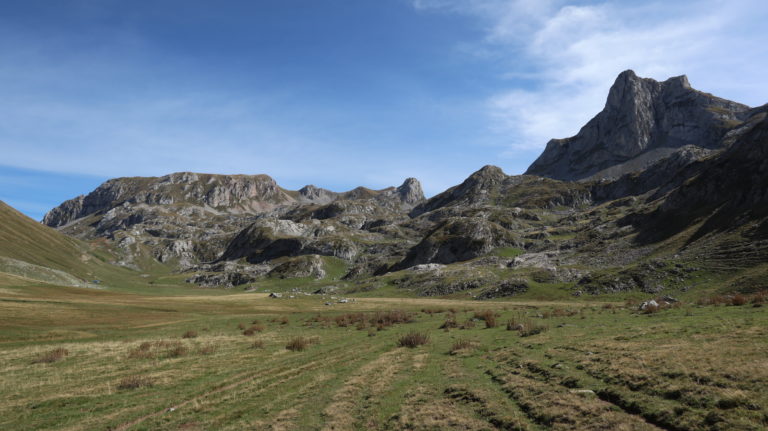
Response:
[421, 307, 446, 315]
[331, 310, 415, 330]
[182, 330, 198, 339]
[33, 347, 69, 364]
[127, 342, 155, 359]
[398, 331, 430, 348]
[286, 337, 310, 352]
[642, 304, 659, 314]
[449, 339, 476, 354]
[167, 345, 188, 358]
[243, 324, 265, 336]
[506, 315, 548, 337]
[484, 314, 498, 328]
[752, 292, 766, 306]
[731, 294, 747, 306]
[117, 375, 153, 390]
[473, 310, 498, 321]
[439, 317, 458, 329]
[198, 344, 218, 355]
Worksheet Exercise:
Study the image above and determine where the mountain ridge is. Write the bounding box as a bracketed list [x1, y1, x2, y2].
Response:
[30, 70, 768, 295]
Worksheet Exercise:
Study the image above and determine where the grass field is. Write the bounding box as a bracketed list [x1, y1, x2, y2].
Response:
[0, 279, 766, 431]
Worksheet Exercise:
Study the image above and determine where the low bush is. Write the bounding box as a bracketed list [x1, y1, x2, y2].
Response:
[274, 316, 290, 325]
[421, 307, 446, 315]
[398, 331, 430, 348]
[167, 345, 188, 358]
[641, 304, 659, 314]
[33, 347, 69, 364]
[117, 375, 153, 390]
[331, 310, 415, 330]
[127, 343, 154, 359]
[449, 339, 476, 354]
[473, 310, 499, 328]
[731, 294, 747, 306]
[286, 337, 310, 352]
[439, 317, 458, 329]
[507, 315, 548, 337]
[198, 344, 218, 355]
[243, 324, 265, 336]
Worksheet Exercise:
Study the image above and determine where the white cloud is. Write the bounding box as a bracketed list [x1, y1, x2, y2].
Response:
[414, 0, 768, 152]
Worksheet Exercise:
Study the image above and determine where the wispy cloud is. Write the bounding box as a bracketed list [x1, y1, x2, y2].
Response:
[413, 0, 768, 152]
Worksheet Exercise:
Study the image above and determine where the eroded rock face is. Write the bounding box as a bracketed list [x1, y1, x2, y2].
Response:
[393, 217, 521, 270]
[267, 255, 326, 279]
[526, 70, 750, 181]
[43, 173, 293, 228]
[43, 172, 423, 271]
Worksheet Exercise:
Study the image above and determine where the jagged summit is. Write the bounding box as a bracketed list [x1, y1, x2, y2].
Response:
[395, 177, 425, 206]
[526, 70, 750, 181]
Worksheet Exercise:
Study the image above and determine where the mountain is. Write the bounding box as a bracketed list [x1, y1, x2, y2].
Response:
[37, 70, 768, 297]
[43, 172, 425, 274]
[526, 70, 751, 181]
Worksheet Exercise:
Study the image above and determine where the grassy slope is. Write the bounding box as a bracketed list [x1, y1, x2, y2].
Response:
[0, 282, 765, 431]
[0, 201, 100, 278]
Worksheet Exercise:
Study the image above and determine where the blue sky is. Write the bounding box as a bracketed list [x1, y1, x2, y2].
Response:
[2, 0, 768, 220]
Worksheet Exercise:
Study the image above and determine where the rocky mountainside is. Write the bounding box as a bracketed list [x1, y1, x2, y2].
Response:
[526, 70, 751, 181]
[43, 173, 425, 272]
[39, 70, 768, 297]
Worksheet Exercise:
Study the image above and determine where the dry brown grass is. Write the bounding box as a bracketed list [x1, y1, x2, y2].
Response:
[398, 331, 430, 348]
[181, 330, 198, 339]
[438, 316, 458, 329]
[251, 339, 264, 349]
[421, 307, 446, 315]
[321, 310, 415, 330]
[167, 345, 189, 358]
[272, 316, 290, 325]
[698, 291, 768, 307]
[242, 324, 265, 336]
[641, 304, 659, 314]
[449, 338, 476, 354]
[285, 336, 310, 351]
[506, 315, 548, 337]
[117, 375, 153, 390]
[543, 308, 579, 318]
[197, 343, 218, 355]
[32, 347, 69, 364]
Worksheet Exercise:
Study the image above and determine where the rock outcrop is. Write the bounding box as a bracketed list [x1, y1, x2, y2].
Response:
[526, 70, 750, 181]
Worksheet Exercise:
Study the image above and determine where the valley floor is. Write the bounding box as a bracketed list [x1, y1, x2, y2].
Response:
[0, 282, 766, 430]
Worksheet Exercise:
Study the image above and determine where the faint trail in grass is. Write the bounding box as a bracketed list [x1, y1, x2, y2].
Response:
[113, 340, 367, 431]
[321, 348, 411, 431]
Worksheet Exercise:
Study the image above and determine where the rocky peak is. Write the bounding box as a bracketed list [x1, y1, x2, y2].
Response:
[395, 178, 425, 205]
[43, 172, 294, 228]
[526, 70, 751, 181]
[298, 185, 337, 205]
[469, 165, 506, 183]
[410, 165, 508, 216]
